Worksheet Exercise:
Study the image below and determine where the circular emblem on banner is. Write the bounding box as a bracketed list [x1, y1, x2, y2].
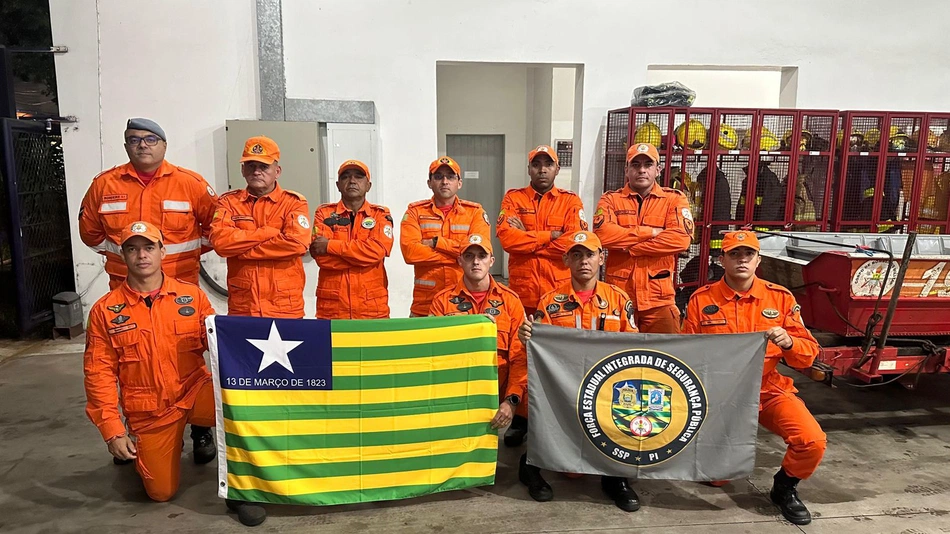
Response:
[576, 349, 707, 467]
[131, 222, 147, 233]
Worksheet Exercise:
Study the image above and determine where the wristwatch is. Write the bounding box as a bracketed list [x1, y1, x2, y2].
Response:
[505, 394, 520, 406]
[432, 236, 439, 248]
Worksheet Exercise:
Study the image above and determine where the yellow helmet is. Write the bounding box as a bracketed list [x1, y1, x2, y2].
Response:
[865, 128, 882, 148]
[889, 132, 911, 152]
[849, 131, 865, 151]
[938, 130, 950, 152]
[718, 124, 739, 150]
[675, 119, 708, 149]
[836, 129, 845, 148]
[759, 126, 780, 151]
[633, 121, 663, 147]
[889, 125, 904, 138]
[782, 129, 813, 151]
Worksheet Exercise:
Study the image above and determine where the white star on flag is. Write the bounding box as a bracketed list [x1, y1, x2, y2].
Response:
[247, 321, 303, 373]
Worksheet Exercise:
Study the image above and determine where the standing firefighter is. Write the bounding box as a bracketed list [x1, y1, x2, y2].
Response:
[401, 156, 491, 316]
[517, 231, 640, 512]
[78, 118, 216, 464]
[593, 142, 692, 332]
[82, 221, 266, 526]
[210, 136, 310, 318]
[310, 160, 394, 319]
[683, 231, 825, 526]
[496, 144, 587, 446]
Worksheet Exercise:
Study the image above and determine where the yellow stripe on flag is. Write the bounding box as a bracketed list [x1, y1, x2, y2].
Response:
[221, 379, 498, 407]
[226, 434, 499, 467]
[227, 462, 498, 495]
[331, 323, 494, 347]
[331, 351, 497, 377]
[224, 408, 494, 437]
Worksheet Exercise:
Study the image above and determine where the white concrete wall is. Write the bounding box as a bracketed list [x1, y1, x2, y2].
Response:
[551, 67, 576, 189]
[51, 0, 950, 318]
[50, 0, 260, 314]
[646, 67, 784, 108]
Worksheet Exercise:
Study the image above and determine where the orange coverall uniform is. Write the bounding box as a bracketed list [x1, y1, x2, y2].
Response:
[683, 277, 826, 479]
[429, 277, 528, 415]
[534, 281, 639, 333]
[79, 161, 217, 288]
[312, 200, 394, 319]
[210, 185, 310, 318]
[497, 186, 587, 313]
[593, 183, 692, 333]
[401, 197, 491, 315]
[83, 276, 216, 502]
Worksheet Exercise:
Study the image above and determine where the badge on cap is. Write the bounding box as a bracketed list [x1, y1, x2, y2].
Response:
[736, 232, 746, 241]
[762, 308, 780, 319]
[537, 146, 549, 153]
[637, 144, 649, 153]
[573, 232, 587, 243]
[131, 222, 147, 233]
[298, 214, 310, 229]
[440, 157, 451, 164]
[251, 143, 264, 154]
[469, 234, 483, 245]
[362, 218, 376, 229]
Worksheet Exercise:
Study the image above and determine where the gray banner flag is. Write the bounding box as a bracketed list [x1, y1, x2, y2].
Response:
[527, 324, 766, 480]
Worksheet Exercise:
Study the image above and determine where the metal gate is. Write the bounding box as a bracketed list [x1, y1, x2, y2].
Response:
[0, 118, 75, 337]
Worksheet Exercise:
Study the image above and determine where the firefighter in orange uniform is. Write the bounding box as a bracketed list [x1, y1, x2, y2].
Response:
[79, 118, 218, 288]
[401, 156, 491, 316]
[428, 234, 526, 429]
[497, 145, 586, 445]
[683, 231, 824, 526]
[210, 136, 310, 318]
[594, 142, 692, 333]
[310, 160, 394, 319]
[82, 221, 266, 526]
[78, 118, 216, 462]
[516, 230, 640, 512]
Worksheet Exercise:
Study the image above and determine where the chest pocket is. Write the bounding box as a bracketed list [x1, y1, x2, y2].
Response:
[231, 215, 257, 231]
[545, 215, 564, 231]
[516, 209, 537, 229]
[174, 319, 203, 353]
[162, 199, 194, 234]
[642, 215, 665, 228]
[419, 218, 442, 238]
[617, 212, 639, 227]
[547, 311, 577, 329]
[99, 196, 129, 234]
[109, 330, 150, 389]
[699, 315, 732, 334]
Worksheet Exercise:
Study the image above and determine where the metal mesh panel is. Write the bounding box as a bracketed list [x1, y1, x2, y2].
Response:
[801, 114, 835, 152]
[0, 150, 14, 336]
[604, 109, 629, 192]
[792, 155, 829, 229]
[917, 156, 950, 233]
[926, 116, 950, 154]
[849, 116, 884, 152]
[7, 125, 74, 333]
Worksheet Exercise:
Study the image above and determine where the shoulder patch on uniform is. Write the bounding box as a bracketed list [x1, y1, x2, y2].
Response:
[458, 198, 481, 207]
[174, 166, 207, 183]
[218, 189, 241, 198]
[558, 188, 578, 196]
[408, 199, 430, 208]
[663, 187, 686, 196]
[92, 166, 119, 181]
[764, 282, 794, 296]
[318, 202, 338, 209]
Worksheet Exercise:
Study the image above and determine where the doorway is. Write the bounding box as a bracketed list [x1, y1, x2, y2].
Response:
[446, 134, 505, 276]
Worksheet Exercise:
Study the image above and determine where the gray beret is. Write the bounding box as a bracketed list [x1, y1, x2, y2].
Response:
[126, 118, 166, 141]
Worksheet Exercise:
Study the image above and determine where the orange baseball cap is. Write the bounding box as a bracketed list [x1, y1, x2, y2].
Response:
[460, 234, 492, 256]
[528, 145, 559, 165]
[240, 136, 280, 164]
[338, 159, 371, 181]
[721, 231, 761, 252]
[627, 142, 660, 164]
[567, 230, 602, 252]
[429, 156, 461, 176]
[120, 221, 163, 246]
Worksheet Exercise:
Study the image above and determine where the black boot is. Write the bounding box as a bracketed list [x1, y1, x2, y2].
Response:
[601, 476, 640, 512]
[769, 468, 811, 525]
[504, 415, 528, 447]
[518, 453, 553, 502]
[191, 426, 216, 464]
[225, 499, 267, 527]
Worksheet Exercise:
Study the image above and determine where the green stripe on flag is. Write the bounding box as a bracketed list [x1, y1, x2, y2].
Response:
[331, 337, 496, 362]
[330, 315, 490, 333]
[225, 422, 490, 452]
[227, 476, 496, 505]
[223, 394, 499, 421]
[227, 448, 498, 481]
[330, 365, 497, 390]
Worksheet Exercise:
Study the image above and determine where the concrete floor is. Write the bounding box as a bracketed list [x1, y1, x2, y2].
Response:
[1, 338, 949, 534]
